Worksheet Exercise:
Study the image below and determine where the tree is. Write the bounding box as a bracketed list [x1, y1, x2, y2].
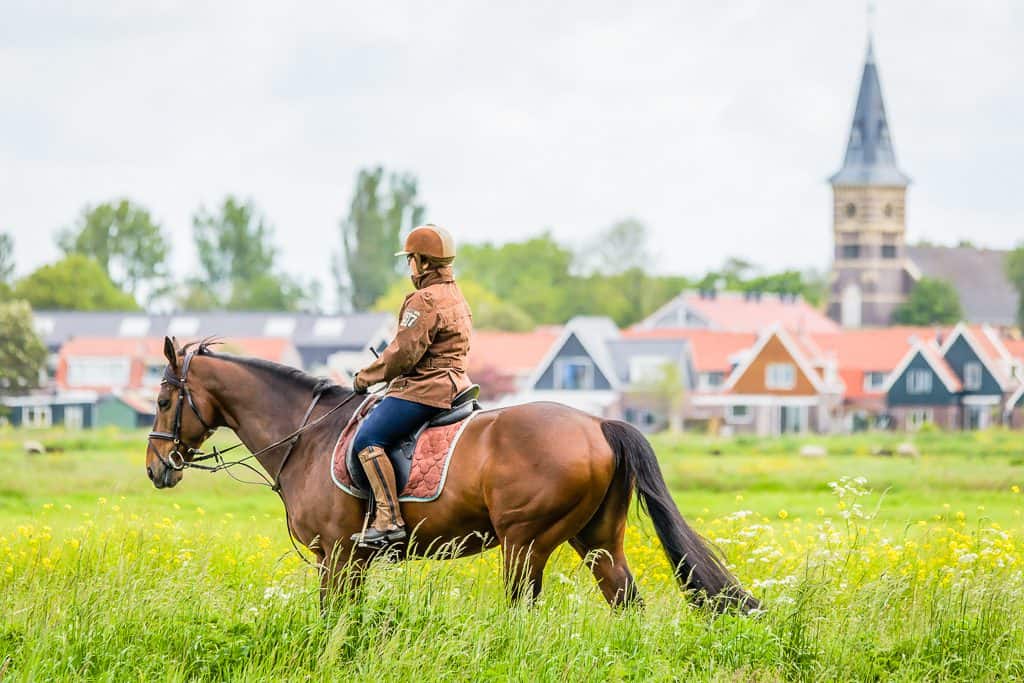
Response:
[58, 200, 170, 300]
[190, 196, 305, 311]
[892, 277, 963, 325]
[0, 301, 47, 395]
[335, 167, 425, 311]
[1005, 246, 1024, 327]
[13, 255, 139, 310]
[0, 233, 13, 284]
[581, 218, 651, 275]
[373, 278, 534, 331]
[0, 233, 13, 301]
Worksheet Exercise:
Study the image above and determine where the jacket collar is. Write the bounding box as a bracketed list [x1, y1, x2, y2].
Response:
[413, 265, 454, 290]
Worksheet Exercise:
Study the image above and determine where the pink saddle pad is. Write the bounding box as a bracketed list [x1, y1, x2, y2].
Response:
[330, 398, 477, 502]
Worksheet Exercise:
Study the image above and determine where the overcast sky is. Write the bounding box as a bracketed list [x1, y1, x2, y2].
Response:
[2, 1, 1022, 306]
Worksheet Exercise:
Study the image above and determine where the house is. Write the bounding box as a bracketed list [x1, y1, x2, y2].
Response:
[690, 326, 845, 436]
[513, 317, 695, 431]
[467, 328, 562, 402]
[2, 392, 98, 429]
[883, 340, 963, 430]
[56, 337, 302, 393]
[31, 311, 393, 378]
[937, 324, 1016, 429]
[811, 327, 926, 430]
[637, 290, 839, 334]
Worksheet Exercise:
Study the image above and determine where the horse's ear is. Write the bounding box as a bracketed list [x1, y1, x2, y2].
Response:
[164, 336, 179, 370]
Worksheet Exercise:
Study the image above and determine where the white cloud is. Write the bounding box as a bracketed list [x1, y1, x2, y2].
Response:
[1, 0, 1021, 305]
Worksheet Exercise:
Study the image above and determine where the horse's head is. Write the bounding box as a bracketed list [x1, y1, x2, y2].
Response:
[146, 336, 221, 489]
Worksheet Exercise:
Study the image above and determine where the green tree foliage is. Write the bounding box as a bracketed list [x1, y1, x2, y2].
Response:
[1005, 246, 1024, 327]
[190, 197, 306, 311]
[58, 200, 170, 299]
[374, 278, 534, 331]
[335, 167, 425, 312]
[457, 233, 576, 324]
[892, 277, 963, 325]
[0, 301, 47, 396]
[13, 255, 138, 311]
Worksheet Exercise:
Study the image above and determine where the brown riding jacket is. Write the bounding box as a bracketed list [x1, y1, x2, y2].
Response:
[357, 266, 473, 409]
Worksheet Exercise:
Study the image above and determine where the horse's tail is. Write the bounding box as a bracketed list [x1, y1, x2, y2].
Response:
[600, 419, 759, 613]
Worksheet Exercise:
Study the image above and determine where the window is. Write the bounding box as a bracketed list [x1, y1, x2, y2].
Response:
[554, 358, 594, 390]
[64, 406, 84, 430]
[698, 371, 725, 391]
[629, 356, 667, 385]
[168, 317, 200, 336]
[119, 318, 151, 336]
[765, 363, 796, 390]
[727, 405, 752, 424]
[313, 318, 345, 338]
[841, 244, 861, 259]
[34, 317, 55, 336]
[845, 203, 857, 217]
[906, 369, 933, 395]
[66, 357, 132, 388]
[881, 245, 898, 259]
[863, 371, 887, 392]
[907, 409, 933, 430]
[963, 361, 983, 391]
[884, 204, 894, 217]
[264, 318, 296, 336]
[25, 406, 52, 428]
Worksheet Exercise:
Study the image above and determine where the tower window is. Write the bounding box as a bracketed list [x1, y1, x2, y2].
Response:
[882, 245, 898, 259]
[841, 244, 861, 259]
[884, 204, 894, 217]
[845, 203, 857, 217]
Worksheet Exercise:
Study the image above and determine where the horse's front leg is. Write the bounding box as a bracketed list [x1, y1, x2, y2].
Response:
[319, 540, 371, 617]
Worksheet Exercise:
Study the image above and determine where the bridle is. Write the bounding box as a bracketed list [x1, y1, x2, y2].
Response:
[146, 345, 363, 565]
[147, 348, 216, 472]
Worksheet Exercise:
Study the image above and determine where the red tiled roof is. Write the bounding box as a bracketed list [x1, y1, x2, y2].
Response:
[468, 328, 561, 375]
[810, 327, 927, 371]
[623, 328, 757, 373]
[1003, 338, 1024, 361]
[682, 292, 840, 334]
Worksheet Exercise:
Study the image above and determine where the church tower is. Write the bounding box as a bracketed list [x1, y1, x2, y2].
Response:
[828, 39, 910, 328]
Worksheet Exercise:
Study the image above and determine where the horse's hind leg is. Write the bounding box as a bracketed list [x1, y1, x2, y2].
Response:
[569, 470, 642, 608]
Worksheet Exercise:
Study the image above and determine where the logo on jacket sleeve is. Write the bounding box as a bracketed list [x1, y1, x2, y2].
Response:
[401, 309, 421, 328]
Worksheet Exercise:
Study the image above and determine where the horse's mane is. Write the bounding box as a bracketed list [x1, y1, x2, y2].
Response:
[181, 336, 349, 399]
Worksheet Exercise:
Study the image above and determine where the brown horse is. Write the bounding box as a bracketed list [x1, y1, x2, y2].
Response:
[145, 338, 757, 612]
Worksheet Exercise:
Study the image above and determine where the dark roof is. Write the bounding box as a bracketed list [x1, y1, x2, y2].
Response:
[906, 246, 1019, 326]
[31, 311, 393, 353]
[830, 40, 910, 187]
[606, 338, 695, 389]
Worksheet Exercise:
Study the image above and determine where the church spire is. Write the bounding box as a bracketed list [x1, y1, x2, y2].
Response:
[829, 38, 910, 187]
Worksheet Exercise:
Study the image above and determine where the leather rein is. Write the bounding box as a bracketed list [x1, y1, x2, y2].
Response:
[147, 347, 358, 490]
[146, 347, 363, 564]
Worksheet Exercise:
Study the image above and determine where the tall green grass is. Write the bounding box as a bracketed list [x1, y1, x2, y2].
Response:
[2, 427, 1023, 680]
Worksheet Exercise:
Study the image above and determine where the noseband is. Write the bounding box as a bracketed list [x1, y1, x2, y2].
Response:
[147, 348, 216, 471]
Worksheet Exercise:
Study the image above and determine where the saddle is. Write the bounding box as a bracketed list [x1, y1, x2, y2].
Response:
[331, 385, 482, 502]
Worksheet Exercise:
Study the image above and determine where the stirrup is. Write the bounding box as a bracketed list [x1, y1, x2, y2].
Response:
[351, 526, 407, 549]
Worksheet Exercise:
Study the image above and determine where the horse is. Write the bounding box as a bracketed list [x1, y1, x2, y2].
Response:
[145, 337, 758, 612]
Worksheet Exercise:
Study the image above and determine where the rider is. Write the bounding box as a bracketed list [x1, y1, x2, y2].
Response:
[350, 224, 473, 546]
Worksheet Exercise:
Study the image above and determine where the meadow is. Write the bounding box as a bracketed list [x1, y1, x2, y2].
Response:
[2, 426, 1023, 681]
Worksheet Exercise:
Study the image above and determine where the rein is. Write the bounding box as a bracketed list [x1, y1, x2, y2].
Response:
[147, 346, 364, 566]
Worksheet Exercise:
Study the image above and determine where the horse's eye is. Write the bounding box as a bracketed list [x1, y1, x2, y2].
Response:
[158, 398, 170, 410]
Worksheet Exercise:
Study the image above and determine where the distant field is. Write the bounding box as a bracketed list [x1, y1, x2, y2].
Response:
[2, 427, 1023, 680]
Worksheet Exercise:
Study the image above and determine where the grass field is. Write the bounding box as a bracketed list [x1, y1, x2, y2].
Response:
[2, 426, 1024, 681]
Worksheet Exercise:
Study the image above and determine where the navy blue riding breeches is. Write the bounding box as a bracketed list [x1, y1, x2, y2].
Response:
[352, 397, 443, 454]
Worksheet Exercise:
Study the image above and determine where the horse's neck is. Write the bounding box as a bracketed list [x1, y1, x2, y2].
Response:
[202, 359, 311, 484]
